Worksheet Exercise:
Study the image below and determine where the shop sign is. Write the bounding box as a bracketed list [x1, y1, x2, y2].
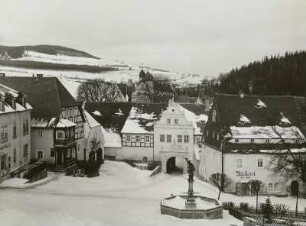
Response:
[236, 170, 256, 178]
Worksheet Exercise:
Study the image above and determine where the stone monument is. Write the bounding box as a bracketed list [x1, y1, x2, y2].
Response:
[160, 158, 223, 219]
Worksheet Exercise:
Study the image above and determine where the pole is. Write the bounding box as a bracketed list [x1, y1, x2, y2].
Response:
[221, 139, 225, 192]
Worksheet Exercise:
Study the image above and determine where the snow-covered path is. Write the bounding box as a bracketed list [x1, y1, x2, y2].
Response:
[1, 160, 302, 226]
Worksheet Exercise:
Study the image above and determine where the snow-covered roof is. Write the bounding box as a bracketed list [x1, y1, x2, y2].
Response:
[84, 110, 100, 128]
[229, 126, 305, 140]
[121, 107, 157, 134]
[179, 105, 208, 135]
[55, 119, 76, 128]
[101, 127, 122, 148]
[255, 99, 267, 108]
[229, 148, 306, 154]
[0, 84, 32, 115]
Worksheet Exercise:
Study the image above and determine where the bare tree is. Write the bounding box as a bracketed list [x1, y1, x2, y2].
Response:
[209, 173, 232, 200]
[269, 125, 306, 215]
[248, 180, 264, 213]
[77, 79, 123, 102]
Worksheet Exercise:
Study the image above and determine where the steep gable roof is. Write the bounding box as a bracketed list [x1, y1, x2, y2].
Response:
[85, 102, 206, 135]
[0, 76, 77, 120]
[214, 94, 306, 128]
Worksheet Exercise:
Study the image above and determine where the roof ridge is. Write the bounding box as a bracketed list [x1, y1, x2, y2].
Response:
[215, 93, 306, 99]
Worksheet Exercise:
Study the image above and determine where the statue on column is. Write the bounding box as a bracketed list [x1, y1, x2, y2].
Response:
[185, 158, 195, 181]
[185, 158, 195, 203]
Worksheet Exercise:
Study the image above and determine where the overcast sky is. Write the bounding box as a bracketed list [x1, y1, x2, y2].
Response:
[1, 0, 305, 76]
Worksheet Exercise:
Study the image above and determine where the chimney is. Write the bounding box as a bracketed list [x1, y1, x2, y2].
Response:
[239, 90, 245, 98]
[16, 92, 26, 108]
[5, 93, 16, 109]
[248, 81, 253, 95]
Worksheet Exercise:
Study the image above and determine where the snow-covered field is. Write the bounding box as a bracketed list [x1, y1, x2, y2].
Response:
[0, 51, 205, 86]
[1, 161, 304, 226]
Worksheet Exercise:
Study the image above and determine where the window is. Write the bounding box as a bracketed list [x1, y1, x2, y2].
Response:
[167, 119, 171, 124]
[56, 130, 65, 140]
[177, 135, 182, 143]
[37, 150, 43, 159]
[145, 135, 150, 143]
[23, 144, 28, 158]
[184, 135, 189, 143]
[0, 155, 6, 170]
[13, 148, 16, 163]
[258, 159, 263, 167]
[127, 134, 131, 142]
[38, 129, 43, 137]
[174, 119, 178, 124]
[13, 124, 17, 139]
[167, 135, 172, 143]
[78, 144, 81, 152]
[267, 182, 273, 190]
[136, 135, 140, 142]
[160, 134, 165, 142]
[23, 119, 29, 135]
[274, 182, 280, 191]
[265, 139, 270, 143]
[51, 149, 55, 157]
[236, 159, 242, 168]
[251, 139, 254, 143]
[1, 125, 8, 143]
[235, 139, 239, 143]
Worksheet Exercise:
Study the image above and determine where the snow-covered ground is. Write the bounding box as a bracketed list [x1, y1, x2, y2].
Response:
[1, 160, 304, 226]
[0, 161, 241, 226]
[0, 51, 206, 86]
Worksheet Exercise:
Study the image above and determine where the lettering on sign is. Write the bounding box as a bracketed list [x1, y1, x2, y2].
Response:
[236, 170, 256, 178]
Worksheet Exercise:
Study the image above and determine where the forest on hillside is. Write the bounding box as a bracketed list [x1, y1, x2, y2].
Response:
[0, 45, 98, 59]
[217, 51, 306, 96]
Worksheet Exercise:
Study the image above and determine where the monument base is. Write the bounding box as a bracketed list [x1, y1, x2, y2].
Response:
[185, 200, 197, 209]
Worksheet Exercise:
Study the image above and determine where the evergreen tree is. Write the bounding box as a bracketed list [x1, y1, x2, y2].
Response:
[261, 197, 273, 223]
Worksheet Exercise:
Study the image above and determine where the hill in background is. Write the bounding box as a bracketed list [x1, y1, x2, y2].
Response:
[0, 45, 99, 59]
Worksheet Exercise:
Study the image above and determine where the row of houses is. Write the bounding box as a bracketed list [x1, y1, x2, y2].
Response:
[1, 74, 305, 197]
[0, 76, 104, 182]
[85, 92, 306, 196]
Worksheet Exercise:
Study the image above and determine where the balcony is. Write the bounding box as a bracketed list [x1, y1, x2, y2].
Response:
[54, 138, 76, 147]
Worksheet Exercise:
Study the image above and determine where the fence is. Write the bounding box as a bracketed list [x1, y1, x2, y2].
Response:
[223, 202, 306, 226]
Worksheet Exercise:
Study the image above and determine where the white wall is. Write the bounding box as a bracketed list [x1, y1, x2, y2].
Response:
[116, 146, 154, 161]
[31, 128, 54, 163]
[199, 144, 222, 181]
[0, 109, 31, 181]
[154, 103, 194, 173]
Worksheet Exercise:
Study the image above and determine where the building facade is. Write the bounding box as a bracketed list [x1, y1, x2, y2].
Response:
[154, 102, 194, 174]
[0, 84, 32, 182]
[200, 94, 306, 196]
